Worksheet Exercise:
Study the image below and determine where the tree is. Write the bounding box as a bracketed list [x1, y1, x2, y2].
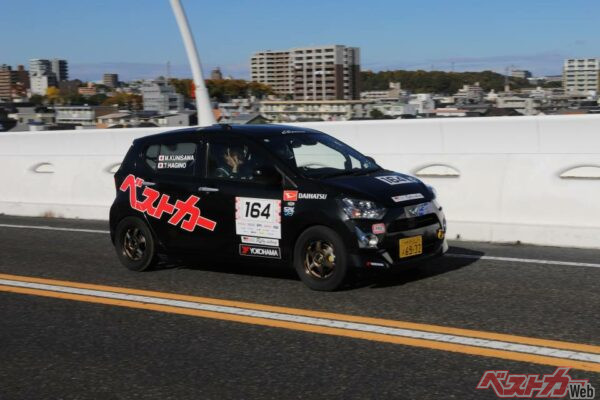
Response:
[360, 69, 534, 94]
[63, 94, 87, 105]
[29, 94, 44, 105]
[370, 109, 386, 119]
[247, 81, 273, 98]
[46, 87, 61, 104]
[87, 94, 108, 105]
[170, 78, 194, 98]
[542, 81, 563, 88]
[169, 77, 274, 102]
[103, 93, 142, 110]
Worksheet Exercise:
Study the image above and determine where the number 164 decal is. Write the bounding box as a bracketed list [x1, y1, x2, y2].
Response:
[235, 197, 281, 239]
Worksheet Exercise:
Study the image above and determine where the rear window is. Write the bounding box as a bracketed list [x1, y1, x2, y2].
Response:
[144, 142, 197, 176]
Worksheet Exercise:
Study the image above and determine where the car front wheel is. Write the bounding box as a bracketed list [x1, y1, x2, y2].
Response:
[293, 225, 348, 291]
[114, 216, 158, 272]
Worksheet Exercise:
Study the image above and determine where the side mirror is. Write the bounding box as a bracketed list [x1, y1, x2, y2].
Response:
[253, 165, 281, 185]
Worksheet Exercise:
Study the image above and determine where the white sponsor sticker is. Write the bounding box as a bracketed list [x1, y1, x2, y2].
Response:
[157, 162, 187, 169]
[156, 154, 194, 169]
[391, 193, 425, 203]
[235, 197, 281, 239]
[158, 154, 194, 162]
[240, 236, 279, 247]
[298, 193, 327, 200]
[376, 175, 414, 185]
[239, 244, 281, 259]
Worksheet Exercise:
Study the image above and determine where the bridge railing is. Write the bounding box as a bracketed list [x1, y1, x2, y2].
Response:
[1, 115, 599, 248]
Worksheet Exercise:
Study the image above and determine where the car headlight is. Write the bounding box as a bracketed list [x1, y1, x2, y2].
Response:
[342, 198, 386, 219]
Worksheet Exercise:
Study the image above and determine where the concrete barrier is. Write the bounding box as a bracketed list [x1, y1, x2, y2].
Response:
[1, 115, 599, 248]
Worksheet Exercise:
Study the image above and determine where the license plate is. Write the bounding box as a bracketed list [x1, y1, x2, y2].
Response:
[399, 236, 423, 258]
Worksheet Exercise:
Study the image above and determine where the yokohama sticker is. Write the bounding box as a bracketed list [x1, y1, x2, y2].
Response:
[119, 174, 216, 232]
[240, 236, 279, 247]
[392, 193, 424, 203]
[239, 244, 281, 259]
[235, 197, 281, 239]
[376, 175, 415, 185]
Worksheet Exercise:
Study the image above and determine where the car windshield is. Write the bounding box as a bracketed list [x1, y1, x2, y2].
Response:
[261, 132, 380, 178]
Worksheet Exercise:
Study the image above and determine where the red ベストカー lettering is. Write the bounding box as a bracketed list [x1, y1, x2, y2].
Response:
[119, 174, 216, 232]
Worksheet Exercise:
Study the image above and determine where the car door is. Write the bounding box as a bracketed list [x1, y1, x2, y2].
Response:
[138, 136, 218, 252]
[196, 136, 286, 261]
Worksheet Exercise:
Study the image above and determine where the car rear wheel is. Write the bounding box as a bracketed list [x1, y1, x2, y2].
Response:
[293, 226, 348, 291]
[114, 216, 158, 271]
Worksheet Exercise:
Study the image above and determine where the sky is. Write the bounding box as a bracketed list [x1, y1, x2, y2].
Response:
[1, 0, 599, 81]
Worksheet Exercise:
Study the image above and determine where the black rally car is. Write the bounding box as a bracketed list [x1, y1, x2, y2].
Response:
[110, 124, 447, 291]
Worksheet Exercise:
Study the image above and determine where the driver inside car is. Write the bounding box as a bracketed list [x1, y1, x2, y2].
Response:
[215, 146, 252, 179]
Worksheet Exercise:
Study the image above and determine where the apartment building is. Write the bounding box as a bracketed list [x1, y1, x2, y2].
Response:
[251, 51, 293, 96]
[0, 65, 15, 100]
[361, 82, 403, 101]
[563, 58, 600, 94]
[251, 45, 360, 101]
[51, 59, 68, 82]
[0, 65, 30, 100]
[453, 82, 485, 104]
[30, 59, 53, 95]
[260, 99, 373, 122]
[54, 105, 115, 127]
[511, 69, 532, 79]
[103, 73, 119, 88]
[210, 67, 223, 80]
[29, 59, 52, 76]
[141, 78, 184, 114]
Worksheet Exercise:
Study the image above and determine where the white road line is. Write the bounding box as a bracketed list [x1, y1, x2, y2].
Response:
[1, 222, 599, 269]
[0, 223, 109, 234]
[1, 278, 599, 364]
[447, 253, 600, 269]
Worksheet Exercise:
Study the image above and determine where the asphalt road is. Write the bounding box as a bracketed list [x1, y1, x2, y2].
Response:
[0, 215, 598, 399]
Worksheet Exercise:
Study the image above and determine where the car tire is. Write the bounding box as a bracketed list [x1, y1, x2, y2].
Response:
[114, 216, 158, 272]
[293, 225, 348, 291]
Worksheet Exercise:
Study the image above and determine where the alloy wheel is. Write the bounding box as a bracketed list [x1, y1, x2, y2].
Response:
[304, 240, 336, 279]
[123, 227, 147, 261]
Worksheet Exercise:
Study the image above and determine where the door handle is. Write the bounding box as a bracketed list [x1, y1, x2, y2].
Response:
[142, 181, 156, 187]
[198, 186, 219, 193]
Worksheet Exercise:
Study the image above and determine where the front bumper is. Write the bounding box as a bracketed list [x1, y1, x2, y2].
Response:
[347, 201, 448, 269]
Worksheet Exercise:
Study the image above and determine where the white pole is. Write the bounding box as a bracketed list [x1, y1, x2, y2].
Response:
[169, 0, 216, 126]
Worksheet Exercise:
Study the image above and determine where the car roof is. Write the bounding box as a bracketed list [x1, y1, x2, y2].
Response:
[133, 124, 324, 144]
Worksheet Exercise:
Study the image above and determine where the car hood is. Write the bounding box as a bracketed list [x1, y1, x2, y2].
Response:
[318, 170, 432, 207]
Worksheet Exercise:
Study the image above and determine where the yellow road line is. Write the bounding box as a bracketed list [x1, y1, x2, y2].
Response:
[0, 273, 599, 373]
[1, 272, 597, 354]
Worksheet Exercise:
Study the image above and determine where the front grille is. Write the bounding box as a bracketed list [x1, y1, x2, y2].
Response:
[388, 214, 439, 233]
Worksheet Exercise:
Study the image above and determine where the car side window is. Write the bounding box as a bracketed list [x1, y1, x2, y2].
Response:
[207, 141, 270, 181]
[144, 144, 160, 170]
[144, 142, 197, 176]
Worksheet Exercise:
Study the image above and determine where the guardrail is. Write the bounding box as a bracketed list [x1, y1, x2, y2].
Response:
[1, 115, 599, 248]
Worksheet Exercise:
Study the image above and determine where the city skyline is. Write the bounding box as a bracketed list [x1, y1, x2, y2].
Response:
[1, 0, 599, 81]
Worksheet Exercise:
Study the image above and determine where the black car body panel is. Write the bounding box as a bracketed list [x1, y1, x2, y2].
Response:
[110, 124, 447, 271]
